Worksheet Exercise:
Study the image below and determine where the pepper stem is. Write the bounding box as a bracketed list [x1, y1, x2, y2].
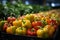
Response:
[31, 28, 35, 32]
[20, 27, 23, 30]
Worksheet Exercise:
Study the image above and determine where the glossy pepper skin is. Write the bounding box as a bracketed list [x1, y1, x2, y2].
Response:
[43, 25, 55, 37]
[32, 21, 43, 30]
[6, 26, 17, 34]
[16, 27, 26, 35]
[22, 20, 32, 28]
[7, 17, 12, 22]
[47, 19, 57, 25]
[27, 28, 36, 36]
[24, 14, 34, 22]
[37, 29, 44, 38]
[43, 25, 50, 38]
[7, 17, 16, 22]
[13, 20, 22, 27]
[44, 25, 52, 31]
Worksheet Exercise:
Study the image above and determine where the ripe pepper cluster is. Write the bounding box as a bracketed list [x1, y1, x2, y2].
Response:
[0, 12, 60, 38]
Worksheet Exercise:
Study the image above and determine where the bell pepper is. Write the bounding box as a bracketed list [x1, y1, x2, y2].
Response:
[7, 17, 16, 25]
[24, 14, 34, 22]
[42, 25, 52, 38]
[45, 17, 51, 24]
[7, 17, 16, 22]
[43, 27, 48, 33]
[48, 26, 55, 37]
[43, 26, 49, 38]
[46, 19, 58, 25]
[15, 27, 26, 35]
[37, 29, 44, 38]
[50, 19, 58, 25]
[7, 17, 12, 22]
[34, 15, 40, 21]
[3, 22, 8, 31]
[27, 28, 36, 36]
[32, 21, 43, 30]
[37, 25, 49, 38]
[44, 25, 52, 30]
[19, 15, 25, 20]
[0, 20, 7, 31]
[44, 25, 55, 37]
[12, 17, 16, 21]
[22, 20, 32, 28]
[41, 19, 47, 27]
[6, 26, 17, 34]
[13, 20, 22, 27]
[29, 14, 34, 22]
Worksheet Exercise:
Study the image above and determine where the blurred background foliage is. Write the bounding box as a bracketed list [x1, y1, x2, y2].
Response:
[0, 0, 51, 20]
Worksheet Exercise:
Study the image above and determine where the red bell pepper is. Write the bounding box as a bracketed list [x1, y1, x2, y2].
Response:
[27, 28, 36, 36]
[3, 23, 8, 31]
[32, 21, 43, 30]
[7, 17, 16, 23]
[47, 19, 57, 25]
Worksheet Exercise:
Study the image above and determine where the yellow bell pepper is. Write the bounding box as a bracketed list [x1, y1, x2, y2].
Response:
[44, 25, 55, 37]
[44, 25, 52, 30]
[37, 29, 44, 38]
[13, 20, 22, 27]
[43, 27, 48, 33]
[15, 27, 26, 35]
[22, 20, 32, 28]
[6, 26, 17, 34]
[24, 14, 34, 22]
[29, 14, 34, 22]
[43, 26, 49, 38]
